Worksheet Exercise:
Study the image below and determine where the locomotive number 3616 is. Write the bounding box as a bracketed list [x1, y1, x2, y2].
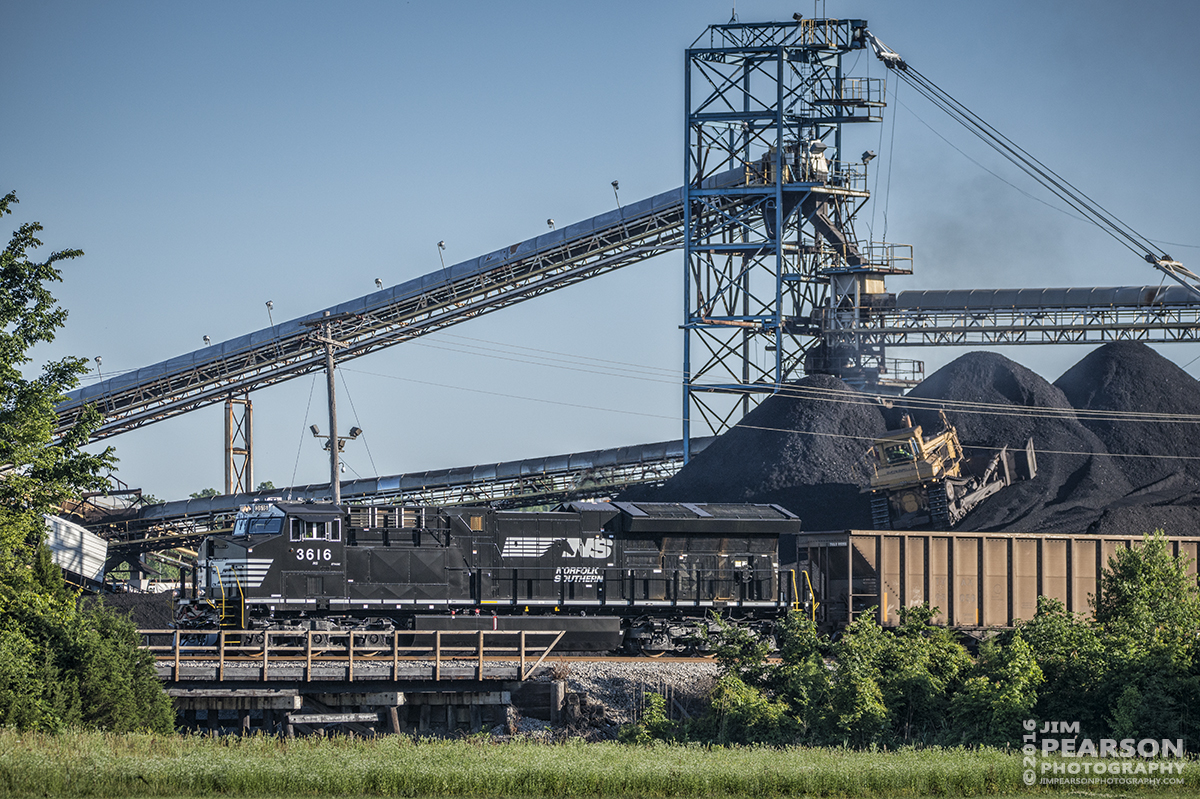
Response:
[296, 548, 332, 563]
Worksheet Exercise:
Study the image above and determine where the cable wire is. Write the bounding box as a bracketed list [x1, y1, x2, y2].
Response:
[287, 374, 319, 499]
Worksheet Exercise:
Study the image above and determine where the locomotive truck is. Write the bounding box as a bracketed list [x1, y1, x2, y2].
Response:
[175, 499, 803, 655]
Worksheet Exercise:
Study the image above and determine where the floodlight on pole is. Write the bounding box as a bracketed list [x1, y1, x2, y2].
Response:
[265, 300, 275, 327]
[437, 241, 446, 269]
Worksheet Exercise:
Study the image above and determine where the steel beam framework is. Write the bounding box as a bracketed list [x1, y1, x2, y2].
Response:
[53, 15, 1200, 481]
[683, 18, 893, 455]
[88, 438, 713, 557]
[847, 304, 1200, 346]
[56, 188, 726, 441]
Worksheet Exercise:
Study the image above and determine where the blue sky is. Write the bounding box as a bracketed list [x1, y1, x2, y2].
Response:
[4, 0, 1198, 501]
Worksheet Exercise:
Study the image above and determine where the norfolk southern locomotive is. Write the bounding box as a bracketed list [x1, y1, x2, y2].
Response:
[176, 500, 802, 653]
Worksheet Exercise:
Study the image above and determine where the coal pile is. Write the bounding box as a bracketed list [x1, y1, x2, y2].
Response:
[1054, 342, 1200, 536]
[905, 351, 1131, 535]
[624, 344, 1200, 538]
[622, 373, 887, 530]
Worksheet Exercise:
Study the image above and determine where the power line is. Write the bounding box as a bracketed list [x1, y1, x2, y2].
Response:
[414, 330, 1200, 427]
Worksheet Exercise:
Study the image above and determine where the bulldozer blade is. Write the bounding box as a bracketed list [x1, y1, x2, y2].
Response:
[1020, 438, 1038, 481]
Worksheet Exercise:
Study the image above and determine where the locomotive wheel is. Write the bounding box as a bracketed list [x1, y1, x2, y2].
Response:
[638, 640, 671, 658]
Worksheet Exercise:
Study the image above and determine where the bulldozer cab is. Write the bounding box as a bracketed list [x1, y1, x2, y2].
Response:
[865, 414, 1037, 530]
[868, 424, 964, 489]
[880, 436, 919, 465]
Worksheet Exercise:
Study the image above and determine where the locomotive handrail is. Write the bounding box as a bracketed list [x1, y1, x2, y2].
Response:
[139, 628, 565, 682]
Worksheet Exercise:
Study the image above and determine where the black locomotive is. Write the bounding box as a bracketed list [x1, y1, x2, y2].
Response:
[176, 499, 802, 653]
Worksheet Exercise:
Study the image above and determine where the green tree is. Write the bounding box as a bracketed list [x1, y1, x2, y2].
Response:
[0, 191, 113, 570]
[189, 487, 220, 499]
[880, 604, 971, 743]
[1090, 532, 1200, 744]
[0, 192, 172, 732]
[770, 611, 832, 740]
[1019, 596, 1105, 732]
[949, 632, 1043, 746]
[825, 611, 891, 746]
[1094, 531, 1200, 643]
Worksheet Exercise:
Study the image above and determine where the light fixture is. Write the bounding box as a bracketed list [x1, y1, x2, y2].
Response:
[375, 278, 383, 290]
[793, 13, 803, 22]
[265, 300, 275, 327]
[547, 219, 555, 230]
[348, 426, 363, 439]
[309, 424, 321, 437]
[437, 241, 446, 269]
[203, 335, 211, 346]
[862, 150, 877, 164]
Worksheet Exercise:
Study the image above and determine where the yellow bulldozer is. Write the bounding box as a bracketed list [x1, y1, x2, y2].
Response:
[864, 413, 1036, 530]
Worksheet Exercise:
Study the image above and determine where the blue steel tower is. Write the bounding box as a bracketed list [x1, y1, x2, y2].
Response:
[683, 17, 913, 458]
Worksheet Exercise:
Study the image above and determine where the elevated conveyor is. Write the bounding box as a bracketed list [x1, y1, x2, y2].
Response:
[90, 437, 713, 558]
[852, 286, 1200, 346]
[56, 173, 742, 441]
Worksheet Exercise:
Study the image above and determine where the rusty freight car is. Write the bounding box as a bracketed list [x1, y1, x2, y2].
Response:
[794, 531, 1200, 633]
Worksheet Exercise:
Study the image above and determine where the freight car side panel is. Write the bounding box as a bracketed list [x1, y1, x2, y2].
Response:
[953, 537, 978, 627]
[983, 537, 1007, 625]
[804, 530, 1200, 633]
[1013, 538, 1037, 620]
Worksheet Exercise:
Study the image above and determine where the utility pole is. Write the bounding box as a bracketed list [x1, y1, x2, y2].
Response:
[303, 311, 357, 505]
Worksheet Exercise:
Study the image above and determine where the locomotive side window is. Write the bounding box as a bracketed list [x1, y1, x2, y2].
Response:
[289, 518, 340, 541]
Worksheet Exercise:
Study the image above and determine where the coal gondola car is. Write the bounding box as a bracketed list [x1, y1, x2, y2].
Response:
[176, 500, 802, 654]
[796, 529, 1200, 635]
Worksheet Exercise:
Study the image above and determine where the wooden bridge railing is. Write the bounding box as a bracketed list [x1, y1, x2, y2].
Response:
[139, 628, 564, 682]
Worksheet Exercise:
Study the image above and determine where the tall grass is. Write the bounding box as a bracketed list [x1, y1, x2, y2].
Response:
[0, 729, 1181, 797]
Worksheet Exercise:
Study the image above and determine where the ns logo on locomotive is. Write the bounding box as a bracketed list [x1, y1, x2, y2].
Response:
[175, 500, 802, 654]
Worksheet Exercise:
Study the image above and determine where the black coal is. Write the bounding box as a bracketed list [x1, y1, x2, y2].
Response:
[624, 343, 1200, 537]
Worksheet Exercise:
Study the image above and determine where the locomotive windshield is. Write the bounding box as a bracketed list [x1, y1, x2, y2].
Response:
[232, 503, 286, 537]
[232, 516, 284, 536]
